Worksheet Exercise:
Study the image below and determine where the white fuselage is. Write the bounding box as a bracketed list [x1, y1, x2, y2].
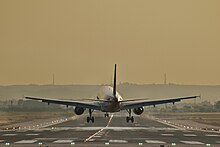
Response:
[97, 86, 123, 112]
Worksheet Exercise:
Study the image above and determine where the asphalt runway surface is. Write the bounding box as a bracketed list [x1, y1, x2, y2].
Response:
[0, 112, 220, 147]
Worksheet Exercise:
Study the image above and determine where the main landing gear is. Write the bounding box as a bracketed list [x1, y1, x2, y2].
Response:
[87, 109, 94, 123]
[126, 109, 134, 123]
[104, 113, 110, 117]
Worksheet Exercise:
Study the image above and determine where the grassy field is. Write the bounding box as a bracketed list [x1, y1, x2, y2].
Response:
[149, 112, 220, 127]
[0, 111, 73, 126]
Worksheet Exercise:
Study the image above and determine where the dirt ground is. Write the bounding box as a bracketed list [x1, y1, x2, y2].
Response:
[147, 112, 220, 130]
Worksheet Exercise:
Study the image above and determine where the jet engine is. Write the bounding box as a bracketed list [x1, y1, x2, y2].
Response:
[133, 107, 144, 115]
[74, 107, 85, 115]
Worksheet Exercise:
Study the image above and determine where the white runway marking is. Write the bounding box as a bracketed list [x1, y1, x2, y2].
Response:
[206, 134, 219, 137]
[2, 134, 17, 136]
[70, 127, 179, 131]
[0, 140, 4, 143]
[183, 134, 197, 137]
[84, 115, 113, 142]
[53, 140, 74, 143]
[109, 140, 128, 143]
[145, 140, 166, 144]
[26, 133, 39, 136]
[181, 141, 204, 145]
[15, 140, 37, 144]
[161, 134, 174, 136]
[216, 141, 220, 143]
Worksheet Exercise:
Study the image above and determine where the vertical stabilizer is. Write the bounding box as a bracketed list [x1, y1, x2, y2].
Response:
[113, 64, 117, 97]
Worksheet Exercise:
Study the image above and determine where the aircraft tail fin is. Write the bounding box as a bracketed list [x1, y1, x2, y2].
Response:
[113, 64, 117, 97]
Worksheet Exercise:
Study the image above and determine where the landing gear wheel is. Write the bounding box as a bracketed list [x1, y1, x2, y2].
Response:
[105, 113, 110, 117]
[91, 117, 94, 123]
[126, 117, 129, 123]
[86, 109, 95, 123]
[131, 116, 134, 123]
[126, 109, 134, 123]
[87, 117, 90, 123]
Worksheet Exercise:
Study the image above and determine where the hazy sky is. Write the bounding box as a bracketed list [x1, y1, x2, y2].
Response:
[0, 0, 220, 85]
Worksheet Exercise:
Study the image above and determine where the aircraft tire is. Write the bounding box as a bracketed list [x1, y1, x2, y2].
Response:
[131, 116, 134, 123]
[126, 117, 129, 123]
[87, 117, 90, 123]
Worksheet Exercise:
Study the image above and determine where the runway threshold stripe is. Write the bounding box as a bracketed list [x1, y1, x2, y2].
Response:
[183, 134, 197, 137]
[2, 134, 17, 136]
[84, 114, 113, 142]
[206, 134, 219, 137]
[145, 140, 166, 144]
[161, 134, 174, 136]
[180, 141, 204, 145]
[109, 140, 128, 143]
[26, 134, 39, 136]
[53, 140, 73, 143]
[15, 140, 37, 144]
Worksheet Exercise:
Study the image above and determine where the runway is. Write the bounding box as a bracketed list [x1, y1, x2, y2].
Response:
[0, 112, 220, 147]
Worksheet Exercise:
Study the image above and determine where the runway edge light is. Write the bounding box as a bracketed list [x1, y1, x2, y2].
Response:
[5, 142, 10, 146]
[172, 142, 176, 146]
[138, 142, 143, 146]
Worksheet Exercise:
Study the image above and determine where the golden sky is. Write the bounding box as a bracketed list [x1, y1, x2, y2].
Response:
[0, 0, 220, 85]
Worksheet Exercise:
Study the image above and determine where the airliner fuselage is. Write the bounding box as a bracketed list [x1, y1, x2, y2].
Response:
[97, 86, 123, 112]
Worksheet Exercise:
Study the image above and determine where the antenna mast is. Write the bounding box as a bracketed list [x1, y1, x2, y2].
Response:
[53, 74, 55, 85]
[164, 73, 167, 85]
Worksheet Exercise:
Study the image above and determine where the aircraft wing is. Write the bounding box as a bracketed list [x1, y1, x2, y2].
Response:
[25, 96, 101, 110]
[120, 95, 199, 110]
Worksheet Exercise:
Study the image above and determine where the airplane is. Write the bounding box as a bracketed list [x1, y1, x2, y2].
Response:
[25, 64, 199, 123]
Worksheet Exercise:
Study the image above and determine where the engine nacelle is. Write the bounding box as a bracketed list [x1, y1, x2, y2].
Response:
[74, 107, 85, 115]
[133, 107, 144, 115]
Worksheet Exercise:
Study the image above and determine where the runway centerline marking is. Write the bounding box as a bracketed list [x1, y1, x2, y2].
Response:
[84, 114, 113, 142]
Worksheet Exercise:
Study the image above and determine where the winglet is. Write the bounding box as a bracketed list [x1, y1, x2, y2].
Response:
[113, 64, 117, 97]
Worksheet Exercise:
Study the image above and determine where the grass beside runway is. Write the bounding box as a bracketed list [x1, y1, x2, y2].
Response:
[148, 112, 220, 127]
[0, 112, 73, 127]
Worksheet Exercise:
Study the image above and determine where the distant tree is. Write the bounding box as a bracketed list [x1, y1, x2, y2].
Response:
[183, 105, 193, 112]
[171, 105, 178, 112]
[214, 101, 220, 111]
